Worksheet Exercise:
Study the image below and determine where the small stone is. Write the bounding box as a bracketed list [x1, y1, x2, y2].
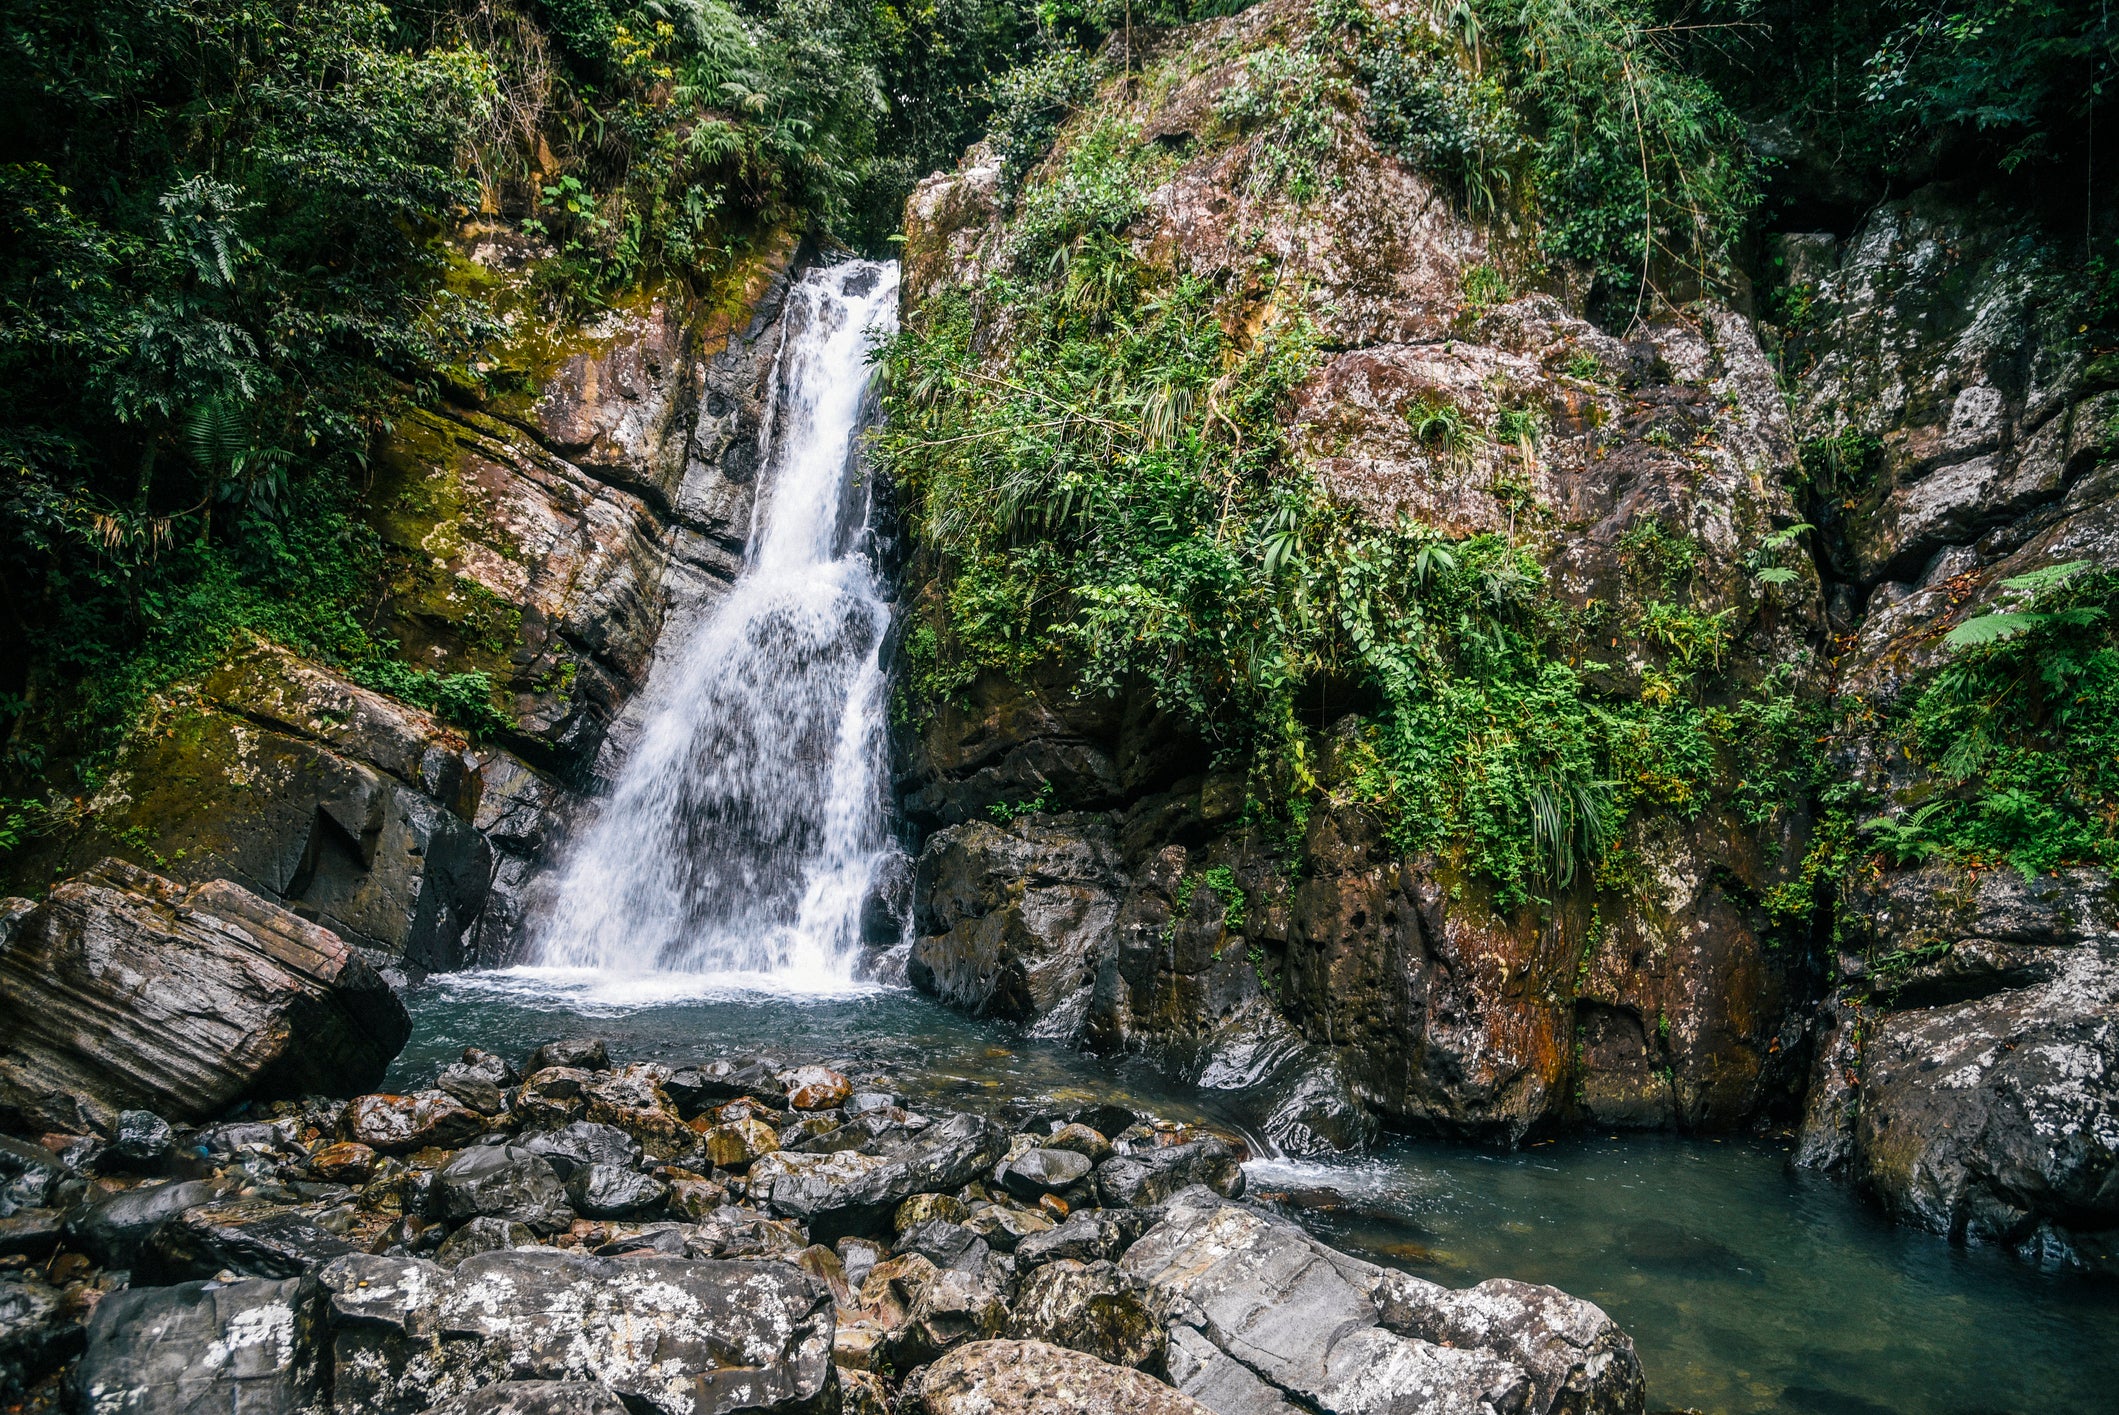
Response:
[781, 1065, 852, 1111]
[526, 1038, 611, 1073]
[436, 1064, 507, 1115]
[895, 1192, 970, 1234]
[665, 1176, 730, 1222]
[1045, 1124, 1113, 1164]
[1038, 1194, 1070, 1222]
[110, 1110, 174, 1168]
[309, 1141, 378, 1184]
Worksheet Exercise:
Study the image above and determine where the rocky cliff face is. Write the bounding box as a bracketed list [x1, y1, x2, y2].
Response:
[18, 231, 806, 975]
[891, 0, 1825, 1151]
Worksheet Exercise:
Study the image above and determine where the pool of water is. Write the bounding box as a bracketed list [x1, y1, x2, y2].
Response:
[392, 970, 2119, 1415]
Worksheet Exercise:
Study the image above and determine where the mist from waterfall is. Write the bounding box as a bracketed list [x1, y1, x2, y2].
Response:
[532, 259, 901, 991]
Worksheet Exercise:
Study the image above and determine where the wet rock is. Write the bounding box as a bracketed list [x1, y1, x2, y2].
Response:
[528, 1038, 613, 1074]
[876, 1266, 1010, 1370]
[0, 1273, 82, 1397]
[567, 1163, 668, 1218]
[666, 1175, 731, 1221]
[0, 1207, 63, 1260]
[1044, 1124, 1113, 1163]
[690, 1209, 807, 1260]
[68, 1177, 226, 1270]
[0, 1136, 64, 1216]
[143, 1196, 359, 1282]
[1094, 1138, 1245, 1209]
[1122, 1188, 1643, 1415]
[1004, 1259, 1164, 1370]
[517, 1067, 596, 1127]
[438, 1064, 510, 1116]
[1001, 1148, 1093, 1199]
[434, 1381, 631, 1415]
[75, 1276, 327, 1415]
[837, 1236, 889, 1289]
[309, 1141, 378, 1184]
[762, 1113, 1008, 1245]
[435, 1216, 537, 1268]
[584, 1067, 692, 1156]
[964, 1202, 1052, 1252]
[894, 1219, 988, 1272]
[782, 1066, 852, 1112]
[0, 860, 409, 1133]
[896, 1193, 971, 1233]
[839, 1368, 889, 1415]
[1014, 1210, 1150, 1271]
[700, 1117, 780, 1169]
[433, 1145, 569, 1230]
[917, 1339, 1215, 1415]
[317, 1247, 838, 1415]
[521, 1122, 644, 1179]
[348, 1091, 487, 1153]
[109, 1110, 175, 1170]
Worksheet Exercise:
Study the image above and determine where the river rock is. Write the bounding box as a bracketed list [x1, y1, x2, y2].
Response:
[75, 1276, 327, 1415]
[781, 1066, 852, 1111]
[896, 1193, 971, 1233]
[317, 1248, 838, 1415]
[143, 1196, 359, 1282]
[348, 1091, 487, 1153]
[1014, 1210, 1151, 1271]
[0, 860, 409, 1134]
[517, 1067, 596, 1127]
[700, 1117, 780, 1169]
[762, 1112, 1009, 1244]
[567, 1163, 668, 1218]
[436, 1216, 538, 1268]
[916, 1339, 1215, 1415]
[1122, 1188, 1643, 1415]
[875, 1266, 1010, 1369]
[434, 1145, 569, 1229]
[109, 1110, 174, 1169]
[438, 1064, 510, 1116]
[963, 1202, 1052, 1252]
[1094, 1138, 1244, 1209]
[1004, 1259, 1163, 1370]
[433, 1382, 631, 1415]
[520, 1121, 642, 1179]
[1043, 1124, 1113, 1163]
[1000, 1148, 1093, 1198]
[0, 1273, 82, 1397]
[0, 1136, 64, 1217]
[68, 1177, 227, 1270]
[528, 1039, 612, 1074]
[0, 1208, 63, 1260]
[894, 1219, 988, 1272]
[310, 1141, 378, 1183]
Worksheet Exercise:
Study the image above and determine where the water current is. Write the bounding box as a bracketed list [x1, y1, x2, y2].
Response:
[445, 258, 2119, 1415]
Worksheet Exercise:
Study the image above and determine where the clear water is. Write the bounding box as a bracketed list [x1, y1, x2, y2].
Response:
[392, 977, 2119, 1415]
[533, 260, 903, 985]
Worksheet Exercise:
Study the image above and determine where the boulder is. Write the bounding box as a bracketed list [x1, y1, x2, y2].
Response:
[318, 1248, 839, 1415]
[0, 1273, 82, 1397]
[1000, 1148, 1093, 1199]
[435, 1382, 631, 1415]
[761, 1113, 1008, 1245]
[0, 860, 409, 1134]
[348, 1091, 487, 1153]
[875, 1266, 1010, 1370]
[0, 1136, 65, 1217]
[567, 1163, 668, 1218]
[436, 1216, 537, 1268]
[309, 1141, 378, 1184]
[916, 1339, 1215, 1415]
[699, 1117, 779, 1169]
[1014, 1210, 1150, 1271]
[1094, 1138, 1245, 1209]
[1121, 1188, 1644, 1415]
[516, 1067, 596, 1127]
[583, 1067, 691, 1156]
[521, 1122, 644, 1179]
[433, 1145, 569, 1230]
[438, 1064, 509, 1116]
[895, 1193, 970, 1233]
[142, 1196, 359, 1282]
[528, 1039, 612, 1073]
[74, 1276, 327, 1415]
[1044, 1124, 1113, 1163]
[781, 1066, 852, 1111]
[1004, 1259, 1164, 1370]
[68, 1178, 227, 1270]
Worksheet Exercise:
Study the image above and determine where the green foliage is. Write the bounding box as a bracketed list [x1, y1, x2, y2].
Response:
[987, 780, 1058, 821]
[1214, 41, 1349, 199]
[987, 48, 1103, 194]
[1361, 16, 1529, 218]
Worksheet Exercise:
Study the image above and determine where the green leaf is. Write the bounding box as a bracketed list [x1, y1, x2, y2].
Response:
[1753, 566, 1799, 585]
[1999, 559, 2090, 594]
[1943, 611, 2044, 647]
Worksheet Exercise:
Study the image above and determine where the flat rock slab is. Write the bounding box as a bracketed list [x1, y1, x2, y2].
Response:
[917, 1338, 1214, 1415]
[76, 1276, 327, 1415]
[319, 1247, 837, 1415]
[0, 859, 408, 1133]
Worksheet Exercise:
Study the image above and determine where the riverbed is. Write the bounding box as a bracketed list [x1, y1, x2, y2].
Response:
[391, 970, 2119, 1415]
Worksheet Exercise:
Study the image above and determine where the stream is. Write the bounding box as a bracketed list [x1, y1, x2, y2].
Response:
[427, 259, 2119, 1415]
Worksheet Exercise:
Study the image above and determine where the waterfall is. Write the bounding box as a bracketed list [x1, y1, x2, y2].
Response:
[532, 259, 901, 990]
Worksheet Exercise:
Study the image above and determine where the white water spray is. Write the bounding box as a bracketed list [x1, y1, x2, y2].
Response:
[533, 260, 901, 990]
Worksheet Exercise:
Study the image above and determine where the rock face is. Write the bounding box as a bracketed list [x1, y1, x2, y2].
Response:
[0, 859, 408, 1133]
[9, 231, 806, 971]
[892, 0, 1822, 1149]
[76, 1276, 329, 1415]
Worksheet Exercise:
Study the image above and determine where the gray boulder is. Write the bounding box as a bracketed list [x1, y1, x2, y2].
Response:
[916, 1339, 1214, 1415]
[318, 1248, 838, 1415]
[527, 1038, 612, 1074]
[436, 1216, 537, 1268]
[520, 1121, 643, 1179]
[760, 1112, 1008, 1244]
[1094, 1138, 1245, 1209]
[74, 1276, 327, 1415]
[1004, 1259, 1163, 1370]
[142, 1196, 359, 1282]
[110, 1110, 175, 1169]
[0, 860, 408, 1134]
[1000, 1148, 1092, 1198]
[68, 1178, 226, 1270]
[435, 1383, 630, 1415]
[875, 1266, 1010, 1370]
[0, 1273, 82, 1398]
[1121, 1188, 1643, 1415]
[434, 1145, 569, 1230]
[567, 1163, 668, 1218]
[1014, 1209, 1150, 1270]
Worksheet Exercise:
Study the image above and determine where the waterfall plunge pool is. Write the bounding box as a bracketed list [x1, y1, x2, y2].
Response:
[390, 971, 2119, 1415]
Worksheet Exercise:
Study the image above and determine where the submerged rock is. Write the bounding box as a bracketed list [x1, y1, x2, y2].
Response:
[0, 860, 409, 1134]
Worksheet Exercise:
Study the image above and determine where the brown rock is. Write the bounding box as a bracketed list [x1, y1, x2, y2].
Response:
[346, 1092, 485, 1154]
[516, 1066, 594, 1127]
[0, 860, 410, 1133]
[308, 1141, 378, 1183]
[918, 1339, 1215, 1415]
[699, 1117, 778, 1169]
[781, 1066, 852, 1112]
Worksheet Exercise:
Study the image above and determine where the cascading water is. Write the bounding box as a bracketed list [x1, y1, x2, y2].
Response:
[533, 260, 901, 989]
